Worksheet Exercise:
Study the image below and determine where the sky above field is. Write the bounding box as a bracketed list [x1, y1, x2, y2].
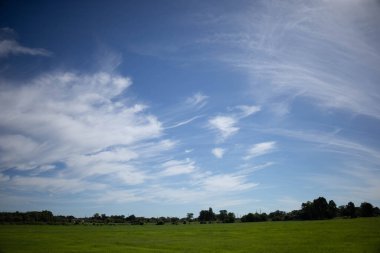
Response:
[0, 0, 380, 217]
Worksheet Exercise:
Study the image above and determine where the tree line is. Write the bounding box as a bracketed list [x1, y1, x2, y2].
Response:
[240, 197, 380, 223]
[1, 197, 379, 225]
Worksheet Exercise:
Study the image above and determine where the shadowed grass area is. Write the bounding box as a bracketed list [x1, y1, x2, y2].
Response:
[0, 218, 379, 252]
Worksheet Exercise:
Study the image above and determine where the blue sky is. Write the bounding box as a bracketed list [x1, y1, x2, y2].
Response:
[0, 0, 379, 217]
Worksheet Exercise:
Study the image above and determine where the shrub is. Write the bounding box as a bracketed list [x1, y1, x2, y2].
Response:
[156, 220, 165, 225]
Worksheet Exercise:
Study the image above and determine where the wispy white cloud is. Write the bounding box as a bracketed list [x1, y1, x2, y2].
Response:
[160, 158, 196, 177]
[0, 134, 41, 168]
[0, 28, 52, 58]
[309, 165, 380, 204]
[237, 162, 274, 175]
[208, 115, 239, 141]
[265, 128, 380, 164]
[0, 63, 174, 198]
[209, 104, 260, 141]
[0, 71, 162, 173]
[235, 105, 261, 118]
[85, 148, 139, 163]
[0, 39, 52, 58]
[140, 184, 256, 209]
[94, 45, 123, 72]
[140, 185, 204, 204]
[196, 1, 380, 119]
[64, 149, 147, 185]
[133, 139, 177, 159]
[139, 171, 258, 205]
[114, 169, 148, 185]
[165, 115, 203, 129]
[186, 92, 208, 108]
[95, 189, 145, 204]
[276, 196, 302, 212]
[340, 166, 380, 201]
[244, 141, 276, 160]
[159, 92, 207, 131]
[9, 176, 106, 194]
[211, 147, 225, 159]
[201, 174, 258, 192]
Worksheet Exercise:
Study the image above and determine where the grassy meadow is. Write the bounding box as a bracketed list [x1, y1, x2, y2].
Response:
[1, 218, 379, 253]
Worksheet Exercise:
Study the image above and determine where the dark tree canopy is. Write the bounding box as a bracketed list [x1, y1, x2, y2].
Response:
[300, 197, 338, 220]
[328, 200, 338, 218]
[241, 212, 267, 222]
[360, 202, 374, 217]
[198, 208, 216, 222]
[347, 202, 357, 218]
[0, 197, 378, 225]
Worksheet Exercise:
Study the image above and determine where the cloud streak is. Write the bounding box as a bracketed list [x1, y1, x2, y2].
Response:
[244, 142, 276, 160]
[265, 128, 380, 164]
[208, 104, 260, 141]
[201, 174, 258, 192]
[208, 115, 239, 141]
[0, 28, 52, 58]
[160, 159, 196, 176]
[197, 1, 380, 119]
[186, 92, 208, 109]
[0, 39, 52, 58]
[165, 115, 203, 129]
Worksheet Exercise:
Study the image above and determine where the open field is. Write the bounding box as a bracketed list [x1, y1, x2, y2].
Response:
[1, 218, 380, 253]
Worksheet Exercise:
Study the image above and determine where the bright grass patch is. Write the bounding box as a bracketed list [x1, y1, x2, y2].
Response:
[0, 218, 379, 252]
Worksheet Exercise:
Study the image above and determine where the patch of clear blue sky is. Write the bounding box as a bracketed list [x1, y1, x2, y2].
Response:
[0, 0, 380, 217]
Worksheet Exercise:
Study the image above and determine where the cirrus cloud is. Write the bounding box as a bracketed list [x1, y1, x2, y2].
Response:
[212, 147, 225, 158]
[208, 115, 239, 141]
[0, 71, 162, 172]
[244, 141, 277, 160]
[160, 158, 196, 177]
[208, 104, 260, 142]
[0, 28, 52, 58]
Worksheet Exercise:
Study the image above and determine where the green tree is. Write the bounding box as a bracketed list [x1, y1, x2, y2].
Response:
[198, 207, 216, 222]
[218, 210, 228, 222]
[208, 208, 216, 221]
[374, 207, 380, 216]
[328, 200, 337, 218]
[101, 213, 107, 223]
[313, 197, 329, 219]
[241, 212, 267, 222]
[301, 197, 331, 220]
[301, 201, 313, 220]
[269, 210, 286, 221]
[226, 212, 236, 223]
[347, 202, 357, 218]
[360, 202, 374, 217]
[40, 210, 53, 223]
[92, 213, 100, 222]
[186, 213, 193, 222]
[198, 210, 208, 222]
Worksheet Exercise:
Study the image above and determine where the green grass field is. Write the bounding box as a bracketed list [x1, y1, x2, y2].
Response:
[1, 218, 379, 252]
